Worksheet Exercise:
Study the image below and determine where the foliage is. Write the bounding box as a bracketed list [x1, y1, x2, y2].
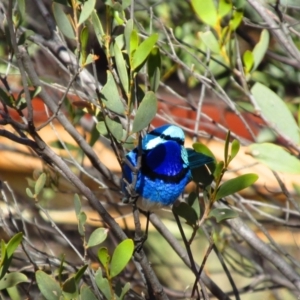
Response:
[0, 0, 299, 299]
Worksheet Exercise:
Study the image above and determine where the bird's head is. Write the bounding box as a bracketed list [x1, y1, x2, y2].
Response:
[142, 124, 185, 150]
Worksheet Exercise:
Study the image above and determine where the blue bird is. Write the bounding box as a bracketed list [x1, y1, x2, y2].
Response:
[123, 124, 214, 211]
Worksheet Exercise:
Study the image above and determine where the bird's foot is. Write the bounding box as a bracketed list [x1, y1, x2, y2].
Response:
[134, 234, 147, 253]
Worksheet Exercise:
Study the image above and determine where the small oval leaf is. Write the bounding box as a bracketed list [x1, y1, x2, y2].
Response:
[100, 71, 125, 115]
[62, 276, 77, 297]
[131, 33, 158, 70]
[80, 285, 98, 300]
[105, 116, 123, 141]
[193, 143, 216, 161]
[52, 3, 75, 39]
[78, 211, 87, 236]
[36, 270, 62, 300]
[208, 208, 238, 223]
[243, 50, 254, 73]
[26, 188, 34, 198]
[124, 19, 134, 56]
[132, 91, 158, 133]
[91, 10, 104, 47]
[147, 46, 161, 92]
[192, 0, 218, 27]
[110, 239, 134, 278]
[229, 10, 243, 30]
[74, 194, 81, 217]
[215, 173, 258, 201]
[0, 272, 28, 290]
[129, 29, 139, 59]
[78, 0, 96, 25]
[95, 269, 111, 299]
[199, 31, 220, 53]
[35, 173, 46, 196]
[114, 42, 129, 95]
[230, 139, 240, 161]
[87, 228, 108, 248]
[252, 29, 269, 71]
[96, 121, 108, 136]
[251, 83, 300, 145]
[98, 248, 110, 269]
[6, 232, 23, 258]
[218, 0, 232, 18]
[249, 143, 300, 174]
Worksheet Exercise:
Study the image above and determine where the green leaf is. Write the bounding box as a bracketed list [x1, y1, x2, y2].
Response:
[218, 0, 232, 18]
[192, 0, 218, 27]
[96, 121, 108, 136]
[208, 208, 238, 223]
[199, 31, 220, 54]
[36, 270, 62, 300]
[78, 0, 96, 25]
[15, 96, 27, 110]
[224, 131, 230, 165]
[17, 0, 25, 18]
[17, 29, 35, 45]
[26, 188, 34, 198]
[62, 276, 77, 298]
[115, 34, 125, 51]
[147, 46, 161, 92]
[0, 88, 14, 108]
[91, 10, 104, 47]
[249, 143, 300, 174]
[230, 139, 240, 161]
[172, 202, 198, 226]
[124, 19, 134, 56]
[110, 239, 134, 278]
[243, 50, 254, 73]
[229, 10, 243, 30]
[256, 127, 276, 143]
[74, 194, 81, 217]
[132, 91, 158, 133]
[78, 211, 86, 236]
[122, 0, 131, 9]
[252, 29, 269, 71]
[114, 42, 129, 95]
[131, 33, 158, 70]
[100, 71, 125, 115]
[251, 82, 300, 145]
[87, 228, 108, 248]
[98, 248, 110, 269]
[214, 161, 224, 179]
[34, 173, 46, 196]
[6, 233, 23, 258]
[118, 282, 131, 300]
[113, 10, 124, 25]
[52, 3, 75, 39]
[215, 173, 258, 201]
[129, 29, 139, 59]
[80, 26, 89, 65]
[95, 269, 111, 300]
[0, 272, 28, 290]
[105, 116, 123, 141]
[193, 143, 216, 161]
[74, 265, 88, 284]
[80, 285, 98, 300]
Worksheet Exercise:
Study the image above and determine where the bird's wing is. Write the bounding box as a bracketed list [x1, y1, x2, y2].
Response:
[186, 148, 214, 169]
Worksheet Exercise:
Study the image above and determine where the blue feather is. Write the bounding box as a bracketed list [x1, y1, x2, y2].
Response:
[186, 148, 214, 169]
[123, 125, 213, 210]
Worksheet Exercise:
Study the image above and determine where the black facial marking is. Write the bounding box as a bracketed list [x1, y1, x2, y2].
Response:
[149, 130, 184, 145]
